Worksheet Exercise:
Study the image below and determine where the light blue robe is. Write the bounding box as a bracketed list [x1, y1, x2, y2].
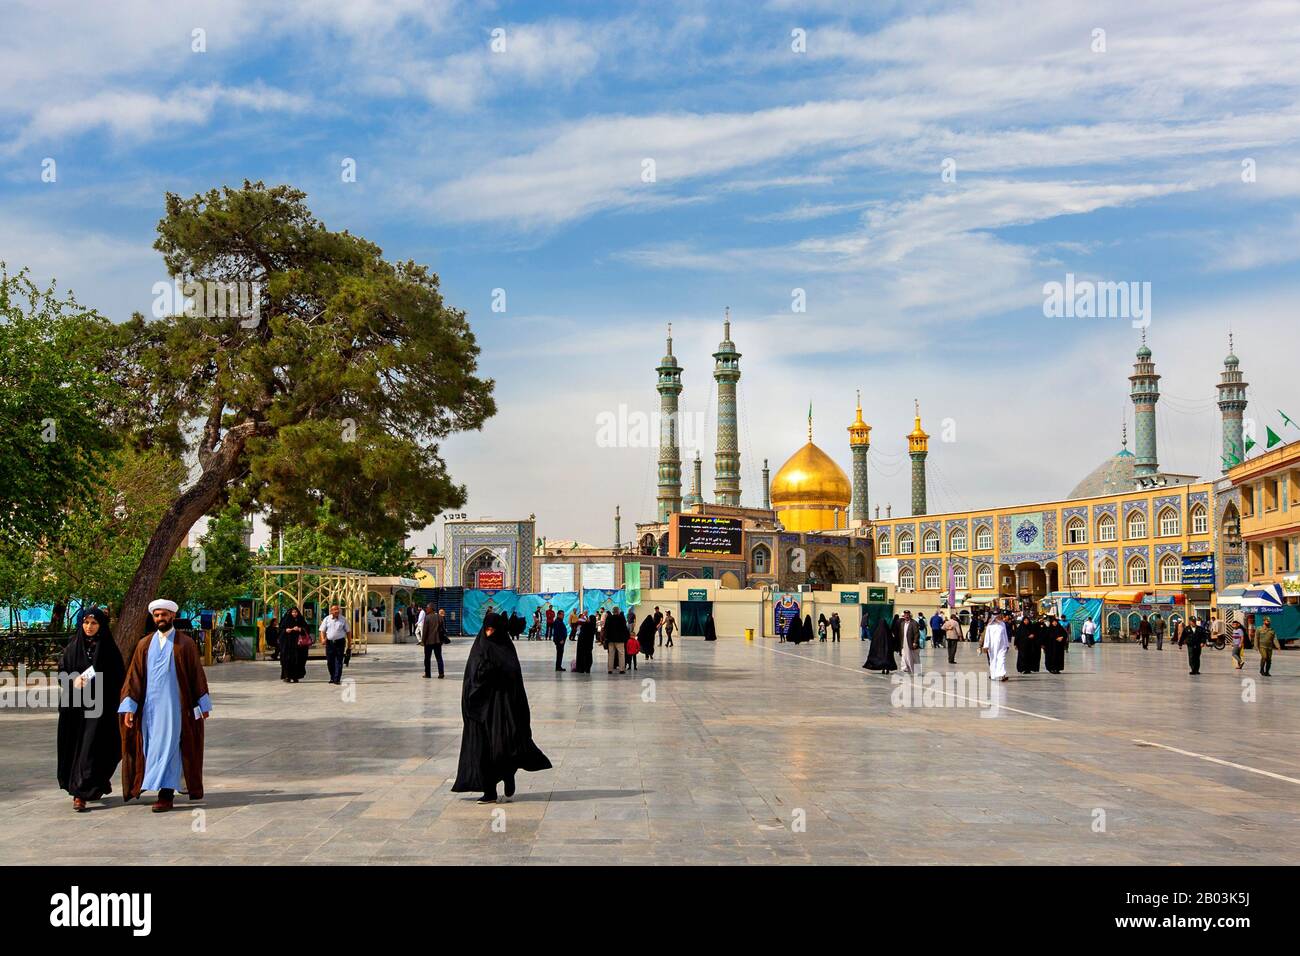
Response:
[118, 630, 211, 792]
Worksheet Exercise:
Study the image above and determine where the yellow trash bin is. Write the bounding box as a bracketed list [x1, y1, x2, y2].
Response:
[745, 627, 754, 641]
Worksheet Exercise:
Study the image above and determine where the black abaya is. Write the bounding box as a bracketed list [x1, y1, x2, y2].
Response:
[452, 614, 551, 795]
[576, 617, 596, 673]
[56, 609, 125, 801]
[703, 614, 717, 641]
[1042, 623, 1067, 673]
[1015, 621, 1042, 673]
[865, 618, 896, 672]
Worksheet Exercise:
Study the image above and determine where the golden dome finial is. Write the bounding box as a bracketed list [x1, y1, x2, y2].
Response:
[848, 390, 871, 446]
[908, 399, 929, 453]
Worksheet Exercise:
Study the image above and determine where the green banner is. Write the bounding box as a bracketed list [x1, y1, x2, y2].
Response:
[687, 588, 708, 602]
[867, 586, 888, 603]
[624, 562, 641, 607]
[840, 591, 859, 603]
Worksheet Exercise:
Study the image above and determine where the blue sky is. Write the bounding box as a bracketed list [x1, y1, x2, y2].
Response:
[3, 0, 1299, 548]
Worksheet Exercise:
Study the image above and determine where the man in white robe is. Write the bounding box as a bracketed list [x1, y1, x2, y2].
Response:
[981, 612, 1010, 681]
[897, 610, 920, 674]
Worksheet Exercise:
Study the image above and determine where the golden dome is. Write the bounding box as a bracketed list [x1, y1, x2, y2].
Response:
[770, 442, 852, 507]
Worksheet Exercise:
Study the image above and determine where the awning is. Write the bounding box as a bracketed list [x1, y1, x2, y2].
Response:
[1241, 583, 1286, 614]
[1216, 584, 1247, 606]
[1098, 589, 1146, 603]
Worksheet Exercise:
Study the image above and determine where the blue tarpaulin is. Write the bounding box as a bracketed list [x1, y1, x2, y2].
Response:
[1059, 597, 1103, 642]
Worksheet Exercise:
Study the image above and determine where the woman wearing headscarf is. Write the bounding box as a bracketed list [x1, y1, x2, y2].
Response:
[575, 613, 597, 673]
[817, 613, 829, 642]
[635, 612, 657, 666]
[57, 607, 125, 811]
[279, 607, 309, 683]
[451, 613, 552, 804]
[863, 616, 896, 673]
[704, 613, 717, 642]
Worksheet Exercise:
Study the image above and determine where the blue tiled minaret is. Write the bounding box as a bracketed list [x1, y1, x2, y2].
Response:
[1129, 331, 1161, 478]
[656, 324, 683, 521]
[1217, 334, 1248, 471]
[847, 390, 872, 527]
[712, 309, 742, 506]
[908, 400, 929, 516]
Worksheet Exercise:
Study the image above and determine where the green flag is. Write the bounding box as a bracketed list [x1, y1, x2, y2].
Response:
[1267, 426, 1282, 448]
[1280, 409, 1296, 429]
[1245, 437, 1257, 453]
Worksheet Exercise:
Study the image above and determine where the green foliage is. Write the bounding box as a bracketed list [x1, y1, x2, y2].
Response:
[276, 502, 416, 576]
[0, 264, 119, 545]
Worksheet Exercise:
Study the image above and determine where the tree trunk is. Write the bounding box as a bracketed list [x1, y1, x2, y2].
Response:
[113, 446, 245, 659]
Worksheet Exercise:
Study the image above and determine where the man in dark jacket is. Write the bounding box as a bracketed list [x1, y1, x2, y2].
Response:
[1184, 615, 1206, 675]
[421, 605, 448, 678]
[604, 608, 630, 674]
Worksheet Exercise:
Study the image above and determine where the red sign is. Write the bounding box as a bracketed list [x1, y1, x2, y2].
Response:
[476, 570, 505, 590]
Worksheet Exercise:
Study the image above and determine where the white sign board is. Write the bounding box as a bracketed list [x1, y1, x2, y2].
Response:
[539, 563, 575, 593]
[875, 558, 899, 585]
[581, 562, 617, 590]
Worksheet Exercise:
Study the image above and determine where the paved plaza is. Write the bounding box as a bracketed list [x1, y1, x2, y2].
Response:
[2, 636, 1297, 865]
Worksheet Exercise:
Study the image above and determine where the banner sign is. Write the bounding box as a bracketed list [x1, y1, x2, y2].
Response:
[1181, 553, 1216, 589]
[687, 588, 708, 602]
[773, 592, 801, 637]
[475, 570, 505, 590]
[581, 562, 617, 590]
[624, 562, 641, 607]
[840, 591, 859, 604]
[540, 563, 575, 593]
[867, 586, 888, 603]
[679, 515, 743, 556]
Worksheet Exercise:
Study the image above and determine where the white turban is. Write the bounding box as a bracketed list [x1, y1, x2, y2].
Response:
[148, 599, 179, 614]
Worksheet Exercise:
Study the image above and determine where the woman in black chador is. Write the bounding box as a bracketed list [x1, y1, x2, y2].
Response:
[863, 617, 897, 673]
[56, 607, 126, 811]
[1015, 616, 1041, 674]
[575, 614, 597, 673]
[279, 607, 309, 683]
[703, 613, 717, 641]
[452, 613, 552, 804]
[1041, 615, 1068, 674]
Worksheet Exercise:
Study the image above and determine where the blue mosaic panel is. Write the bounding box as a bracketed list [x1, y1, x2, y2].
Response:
[1153, 494, 1182, 513]
[1122, 499, 1148, 518]
[1062, 505, 1088, 522]
[1093, 502, 1118, 518]
[1123, 545, 1150, 564]
[1155, 542, 1182, 558]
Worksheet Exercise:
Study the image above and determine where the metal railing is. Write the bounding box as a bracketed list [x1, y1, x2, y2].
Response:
[0, 630, 71, 671]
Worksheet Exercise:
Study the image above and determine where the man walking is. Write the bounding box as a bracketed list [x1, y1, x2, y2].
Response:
[320, 604, 350, 685]
[604, 607, 629, 674]
[1154, 615, 1166, 650]
[830, 612, 841, 643]
[1184, 615, 1206, 675]
[1256, 617, 1278, 676]
[1081, 616, 1096, 647]
[421, 604, 448, 679]
[896, 610, 920, 674]
[929, 610, 945, 650]
[654, 606, 664, 646]
[943, 613, 963, 664]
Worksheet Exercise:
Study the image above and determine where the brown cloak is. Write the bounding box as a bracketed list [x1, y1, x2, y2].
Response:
[118, 631, 210, 800]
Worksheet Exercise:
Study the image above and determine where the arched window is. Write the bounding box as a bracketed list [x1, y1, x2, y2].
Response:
[975, 525, 993, 550]
[751, 544, 770, 574]
[922, 530, 940, 553]
[976, 564, 994, 589]
[898, 567, 915, 590]
[952, 565, 968, 589]
[950, 528, 967, 552]
[852, 551, 867, 580]
[1157, 507, 1179, 537]
[1127, 555, 1148, 585]
[923, 567, 941, 590]
[877, 534, 891, 556]
[1068, 559, 1087, 587]
[898, 531, 915, 554]
[1190, 503, 1208, 535]
[1126, 510, 1147, 539]
[1097, 513, 1117, 542]
[1066, 516, 1087, 544]
[1158, 552, 1181, 584]
[1098, 558, 1117, 586]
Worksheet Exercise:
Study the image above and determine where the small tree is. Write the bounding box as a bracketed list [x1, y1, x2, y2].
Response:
[0, 264, 118, 547]
[106, 182, 494, 654]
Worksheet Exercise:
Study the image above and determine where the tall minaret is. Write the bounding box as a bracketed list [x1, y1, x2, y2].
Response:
[1129, 331, 1161, 478]
[1217, 333, 1249, 470]
[908, 400, 929, 516]
[614, 505, 621, 552]
[847, 390, 872, 528]
[682, 451, 703, 510]
[761, 459, 771, 510]
[712, 308, 742, 506]
[656, 324, 683, 521]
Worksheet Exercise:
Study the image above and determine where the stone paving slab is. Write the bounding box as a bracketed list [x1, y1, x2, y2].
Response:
[1, 637, 1297, 865]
